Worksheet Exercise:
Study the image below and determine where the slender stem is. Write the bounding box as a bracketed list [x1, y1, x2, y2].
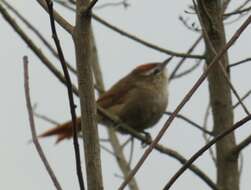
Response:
[45, 1, 85, 189]
[163, 114, 251, 190]
[23, 56, 63, 190]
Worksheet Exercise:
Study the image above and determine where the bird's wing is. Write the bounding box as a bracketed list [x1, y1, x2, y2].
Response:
[97, 74, 136, 108]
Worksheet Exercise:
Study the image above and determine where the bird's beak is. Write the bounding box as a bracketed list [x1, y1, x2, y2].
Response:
[161, 56, 173, 70]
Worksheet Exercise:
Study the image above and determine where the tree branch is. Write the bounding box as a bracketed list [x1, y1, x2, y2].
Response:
[73, 0, 103, 189]
[229, 57, 251, 68]
[231, 134, 251, 156]
[164, 111, 214, 135]
[23, 56, 63, 190]
[45, 1, 85, 189]
[163, 114, 251, 190]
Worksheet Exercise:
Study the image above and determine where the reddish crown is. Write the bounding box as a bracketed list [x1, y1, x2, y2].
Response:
[132, 63, 158, 74]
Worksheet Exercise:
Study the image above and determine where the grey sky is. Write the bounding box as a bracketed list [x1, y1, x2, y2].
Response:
[0, 0, 251, 189]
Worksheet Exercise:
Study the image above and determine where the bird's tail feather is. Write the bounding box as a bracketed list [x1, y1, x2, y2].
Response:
[38, 117, 81, 143]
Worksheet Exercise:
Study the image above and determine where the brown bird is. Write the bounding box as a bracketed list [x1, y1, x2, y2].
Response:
[39, 57, 171, 143]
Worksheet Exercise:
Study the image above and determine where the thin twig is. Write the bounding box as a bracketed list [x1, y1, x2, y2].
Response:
[164, 111, 213, 135]
[85, 0, 99, 12]
[170, 60, 202, 80]
[233, 90, 251, 109]
[202, 103, 217, 165]
[231, 134, 251, 156]
[118, 15, 251, 190]
[95, 0, 129, 10]
[23, 56, 63, 190]
[229, 57, 251, 68]
[34, 112, 60, 125]
[163, 114, 251, 189]
[224, 5, 251, 16]
[128, 138, 134, 166]
[45, 1, 85, 189]
[169, 36, 202, 80]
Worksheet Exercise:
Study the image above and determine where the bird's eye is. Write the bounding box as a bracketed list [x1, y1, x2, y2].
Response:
[152, 68, 161, 75]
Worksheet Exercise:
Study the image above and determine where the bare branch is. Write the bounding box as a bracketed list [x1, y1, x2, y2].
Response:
[74, 0, 103, 189]
[95, 0, 129, 10]
[45, 1, 85, 189]
[233, 90, 251, 109]
[169, 36, 203, 79]
[163, 114, 251, 190]
[34, 110, 60, 125]
[118, 14, 251, 190]
[92, 14, 204, 59]
[229, 57, 251, 68]
[202, 103, 217, 165]
[23, 56, 63, 190]
[164, 111, 214, 135]
[231, 134, 251, 156]
[170, 60, 202, 80]
[224, 5, 251, 16]
[85, 0, 99, 12]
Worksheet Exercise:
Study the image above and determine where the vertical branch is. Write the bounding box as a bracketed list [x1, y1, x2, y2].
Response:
[23, 56, 63, 190]
[45, 1, 85, 189]
[197, 0, 240, 190]
[73, 0, 103, 189]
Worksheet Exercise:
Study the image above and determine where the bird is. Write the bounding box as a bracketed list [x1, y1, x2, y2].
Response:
[39, 57, 172, 143]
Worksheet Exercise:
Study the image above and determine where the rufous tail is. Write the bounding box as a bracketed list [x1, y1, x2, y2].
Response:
[38, 117, 81, 143]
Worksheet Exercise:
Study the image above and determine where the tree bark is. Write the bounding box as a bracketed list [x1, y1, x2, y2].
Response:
[197, 1, 239, 190]
[73, 1, 103, 189]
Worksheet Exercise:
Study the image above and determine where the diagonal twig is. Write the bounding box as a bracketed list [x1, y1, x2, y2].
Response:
[163, 114, 251, 189]
[164, 111, 213, 135]
[169, 36, 203, 79]
[233, 90, 251, 109]
[229, 57, 251, 68]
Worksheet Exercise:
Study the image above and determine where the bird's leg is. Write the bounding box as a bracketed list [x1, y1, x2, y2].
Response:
[141, 131, 152, 148]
